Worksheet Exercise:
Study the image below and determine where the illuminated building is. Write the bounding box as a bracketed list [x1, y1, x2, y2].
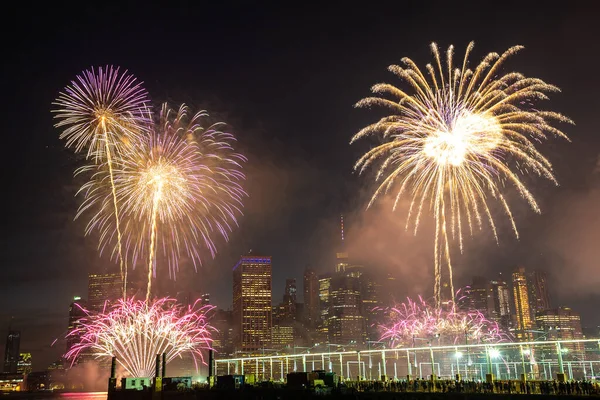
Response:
[271, 325, 294, 349]
[3, 331, 20, 373]
[66, 296, 87, 359]
[16, 353, 31, 376]
[232, 252, 272, 353]
[87, 272, 122, 312]
[361, 272, 381, 341]
[272, 279, 298, 349]
[282, 278, 297, 320]
[0, 373, 24, 391]
[318, 273, 332, 340]
[467, 276, 491, 315]
[327, 270, 366, 346]
[528, 270, 551, 314]
[512, 267, 533, 340]
[211, 309, 234, 357]
[303, 268, 319, 327]
[489, 276, 512, 330]
[536, 307, 584, 356]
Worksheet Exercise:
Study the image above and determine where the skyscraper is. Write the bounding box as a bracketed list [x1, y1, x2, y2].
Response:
[528, 270, 551, 314]
[512, 267, 533, 340]
[317, 273, 332, 341]
[87, 272, 122, 312]
[536, 307, 584, 355]
[360, 272, 381, 341]
[468, 276, 491, 315]
[303, 268, 320, 327]
[327, 269, 366, 346]
[3, 330, 20, 373]
[232, 252, 272, 353]
[282, 278, 297, 320]
[489, 276, 512, 330]
[211, 309, 234, 357]
[66, 296, 87, 358]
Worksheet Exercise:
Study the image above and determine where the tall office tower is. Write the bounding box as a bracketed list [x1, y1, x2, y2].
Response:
[317, 273, 332, 341]
[536, 307, 584, 355]
[211, 309, 234, 357]
[468, 276, 491, 314]
[282, 278, 297, 320]
[232, 252, 272, 353]
[66, 296, 87, 357]
[327, 271, 366, 346]
[87, 272, 122, 312]
[512, 267, 534, 340]
[489, 276, 512, 330]
[360, 272, 381, 341]
[303, 268, 320, 327]
[528, 270, 551, 314]
[3, 330, 20, 373]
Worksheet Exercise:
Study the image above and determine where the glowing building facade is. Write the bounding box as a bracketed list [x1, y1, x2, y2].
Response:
[512, 268, 533, 340]
[536, 307, 584, 355]
[489, 277, 512, 330]
[327, 269, 366, 346]
[233, 254, 272, 353]
[87, 272, 122, 312]
[318, 273, 332, 340]
[271, 325, 294, 349]
[16, 353, 31, 376]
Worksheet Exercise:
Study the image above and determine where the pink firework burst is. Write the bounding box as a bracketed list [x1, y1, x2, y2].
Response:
[380, 294, 508, 347]
[66, 297, 215, 377]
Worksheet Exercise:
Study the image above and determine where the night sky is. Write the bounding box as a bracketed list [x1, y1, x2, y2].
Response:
[2, 2, 599, 370]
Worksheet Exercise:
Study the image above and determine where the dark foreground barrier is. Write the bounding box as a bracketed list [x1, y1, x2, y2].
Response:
[107, 385, 600, 400]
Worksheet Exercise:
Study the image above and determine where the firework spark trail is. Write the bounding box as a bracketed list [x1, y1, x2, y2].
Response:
[77, 103, 247, 300]
[379, 295, 507, 348]
[53, 66, 151, 298]
[353, 42, 572, 306]
[66, 297, 215, 377]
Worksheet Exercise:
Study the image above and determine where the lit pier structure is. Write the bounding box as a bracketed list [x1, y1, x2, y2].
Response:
[215, 339, 600, 382]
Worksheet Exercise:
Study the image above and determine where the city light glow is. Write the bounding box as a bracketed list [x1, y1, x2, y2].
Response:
[353, 42, 572, 306]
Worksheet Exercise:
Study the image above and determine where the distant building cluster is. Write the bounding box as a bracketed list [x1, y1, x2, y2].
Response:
[462, 267, 586, 354]
[210, 216, 595, 358]
[214, 216, 397, 358]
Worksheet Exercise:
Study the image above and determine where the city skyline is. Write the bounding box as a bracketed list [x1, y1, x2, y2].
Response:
[2, 2, 599, 372]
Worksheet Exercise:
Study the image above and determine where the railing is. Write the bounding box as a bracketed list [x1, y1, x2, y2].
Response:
[215, 339, 600, 382]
